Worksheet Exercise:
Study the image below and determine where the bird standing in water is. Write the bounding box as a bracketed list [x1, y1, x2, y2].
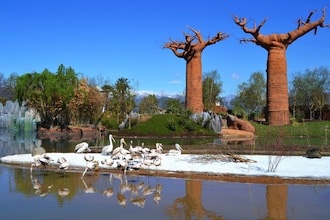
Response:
[81, 154, 99, 178]
[30, 153, 53, 173]
[57, 156, 70, 174]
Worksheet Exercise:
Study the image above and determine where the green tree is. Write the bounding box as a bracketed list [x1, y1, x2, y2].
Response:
[110, 78, 136, 125]
[69, 79, 105, 126]
[202, 70, 223, 111]
[139, 94, 159, 114]
[15, 65, 78, 128]
[165, 97, 184, 114]
[231, 72, 266, 118]
[0, 73, 15, 103]
[290, 67, 329, 120]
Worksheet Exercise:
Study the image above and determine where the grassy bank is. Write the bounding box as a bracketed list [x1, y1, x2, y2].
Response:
[116, 114, 329, 138]
[117, 114, 215, 137]
[253, 121, 329, 138]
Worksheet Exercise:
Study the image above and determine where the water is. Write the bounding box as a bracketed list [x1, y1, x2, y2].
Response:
[0, 130, 330, 219]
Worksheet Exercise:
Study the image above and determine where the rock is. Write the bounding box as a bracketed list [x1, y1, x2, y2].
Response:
[226, 114, 256, 133]
[31, 147, 46, 156]
[303, 148, 322, 159]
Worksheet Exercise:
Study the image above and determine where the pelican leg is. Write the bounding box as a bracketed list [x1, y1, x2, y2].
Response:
[81, 167, 88, 178]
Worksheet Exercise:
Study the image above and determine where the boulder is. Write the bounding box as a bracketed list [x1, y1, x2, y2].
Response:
[303, 148, 322, 159]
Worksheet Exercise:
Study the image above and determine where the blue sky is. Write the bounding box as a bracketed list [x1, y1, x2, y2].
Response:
[0, 1, 329, 97]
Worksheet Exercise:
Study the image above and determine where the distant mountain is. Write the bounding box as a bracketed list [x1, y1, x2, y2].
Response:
[134, 92, 185, 110]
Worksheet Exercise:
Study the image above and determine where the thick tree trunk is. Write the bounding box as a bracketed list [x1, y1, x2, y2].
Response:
[186, 53, 203, 113]
[266, 49, 290, 125]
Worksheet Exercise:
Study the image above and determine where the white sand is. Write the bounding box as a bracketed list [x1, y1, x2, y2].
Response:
[1, 152, 330, 180]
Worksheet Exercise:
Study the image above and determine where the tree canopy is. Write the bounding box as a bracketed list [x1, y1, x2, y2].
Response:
[231, 72, 266, 118]
[202, 70, 223, 111]
[290, 66, 329, 120]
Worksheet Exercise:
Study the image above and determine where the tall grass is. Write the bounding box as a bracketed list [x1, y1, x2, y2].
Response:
[253, 121, 330, 138]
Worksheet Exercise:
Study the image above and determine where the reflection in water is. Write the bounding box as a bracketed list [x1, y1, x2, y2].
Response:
[1, 129, 330, 219]
[263, 185, 288, 220]
[167, 179, 223, 219]
[81, 177, 97, 194]
[1, 165, 330, 219]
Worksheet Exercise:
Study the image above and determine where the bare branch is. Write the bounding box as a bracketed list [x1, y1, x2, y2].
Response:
[187, 26, 203, 43]
[233, 15, 267, 35]
[306, 10, 317, 23]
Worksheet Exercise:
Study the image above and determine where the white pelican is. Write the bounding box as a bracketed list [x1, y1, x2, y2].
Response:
[30, 153, 52, 173]
[115, 157, 128, 174]
[155, 143, 163, 154]
[81, 154, 99, 177]
[57, 157, 70, 172]
[129, 140, 143, 155]
[101, 157, 114, 167]
[101, 134, 116, 155]
[74, 142, 91, 153]
[112, 138, 129, 157]
[153, 156, 162, 166]
[167, 143, 183, 156]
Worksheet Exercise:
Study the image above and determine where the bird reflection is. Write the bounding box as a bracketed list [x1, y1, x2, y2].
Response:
[153, 183, 163, 204]
[153, 191, 161, 204]
[103, 187, 114, 197]
[31, 177, 53, 197]
[117, 192, 127, 207]
[81, 178, 96, 194]
[57, 188, 70, 197]
[130, 195, 146, 208]
[142, 185, 154, 196]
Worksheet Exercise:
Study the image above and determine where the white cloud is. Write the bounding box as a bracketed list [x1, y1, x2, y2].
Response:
[169, 80, 181, 84]
[232, 72, 239, 80]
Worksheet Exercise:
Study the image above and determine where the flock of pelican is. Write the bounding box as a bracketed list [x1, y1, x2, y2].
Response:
[30, 134, 184, 178]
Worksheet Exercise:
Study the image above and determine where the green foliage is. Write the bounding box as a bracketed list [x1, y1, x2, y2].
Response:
[14, 64, 85, 128]
[139, 94, 159, 114]
[0, 73, 15, 103]
[290, 67, 329, 120]
[109, 77, 136, 123]
[231, 72, 266, 117]
[166, 115, 177, 131]
[165, 98, 184, 114]
[202, 70, 223, 110]
[253, 121, 330, 138]
[183, 119, 197, 131]
[120, 114, 215, 136]
[100, 117, 118, 129]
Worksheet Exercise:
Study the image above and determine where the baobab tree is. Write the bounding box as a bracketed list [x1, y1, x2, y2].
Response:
[164, 27, 228, 113]
[233, 8, 329, 125]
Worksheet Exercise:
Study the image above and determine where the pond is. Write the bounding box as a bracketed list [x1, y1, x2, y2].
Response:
[0, 129, 330, 219]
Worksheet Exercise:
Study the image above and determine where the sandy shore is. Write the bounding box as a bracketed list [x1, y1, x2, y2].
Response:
[1, 152, 330, 184]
